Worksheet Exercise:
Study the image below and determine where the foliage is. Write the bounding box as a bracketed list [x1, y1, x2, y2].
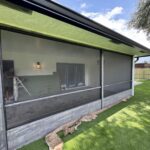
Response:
[129, 0, 150, 39]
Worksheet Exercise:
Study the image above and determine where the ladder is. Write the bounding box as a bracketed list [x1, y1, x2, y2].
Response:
[13, 76, 31, 101]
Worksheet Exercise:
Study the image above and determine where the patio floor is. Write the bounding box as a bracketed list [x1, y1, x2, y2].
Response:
[19, 80, 150, 150]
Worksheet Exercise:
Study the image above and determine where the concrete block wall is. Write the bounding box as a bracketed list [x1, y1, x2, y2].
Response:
[6, 88, 100, 129]
[103, 89, 132, 108]
[7, 99, 102, 150]
[7, 89, 132, 150]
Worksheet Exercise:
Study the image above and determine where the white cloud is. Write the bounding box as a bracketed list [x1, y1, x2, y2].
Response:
[105, 7, 123, 19]
[138, 57, 150, 63]
[81, 7, 150, 49]
[80, 3, 88, 9]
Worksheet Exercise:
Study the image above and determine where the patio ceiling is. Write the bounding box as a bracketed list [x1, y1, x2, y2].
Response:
[0, 0, 150, 57]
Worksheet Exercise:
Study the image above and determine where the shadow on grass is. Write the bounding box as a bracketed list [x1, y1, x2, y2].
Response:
[61, 96, 133, 142]
[64, 119, 150, 150]
[62, 81, 150, 150]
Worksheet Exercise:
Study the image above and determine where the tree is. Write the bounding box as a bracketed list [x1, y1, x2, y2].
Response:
[129, 0, 150, 38]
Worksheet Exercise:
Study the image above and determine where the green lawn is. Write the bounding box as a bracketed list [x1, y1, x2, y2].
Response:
[19, 81, 150, 150]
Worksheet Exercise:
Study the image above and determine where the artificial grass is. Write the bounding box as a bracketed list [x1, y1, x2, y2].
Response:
[19, 81, 150, 150]
[18, 139, 48, 150]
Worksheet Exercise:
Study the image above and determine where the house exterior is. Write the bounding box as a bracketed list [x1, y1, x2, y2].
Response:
[135, 63, 150, 68]
[0, 0, 150, 150]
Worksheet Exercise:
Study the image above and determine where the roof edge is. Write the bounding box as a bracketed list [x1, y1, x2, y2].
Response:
[6, 0, 150, 53]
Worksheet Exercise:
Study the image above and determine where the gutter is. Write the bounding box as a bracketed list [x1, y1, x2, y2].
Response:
[135, 57, 139, 63]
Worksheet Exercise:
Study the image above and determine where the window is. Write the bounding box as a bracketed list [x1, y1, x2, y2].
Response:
[57, 63, 85, 89]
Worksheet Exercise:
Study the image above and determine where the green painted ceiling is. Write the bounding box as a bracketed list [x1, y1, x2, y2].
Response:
[0, 1, 149, 56]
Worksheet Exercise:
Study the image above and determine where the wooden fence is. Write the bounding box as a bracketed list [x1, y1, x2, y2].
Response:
[135, 68, 150, 80]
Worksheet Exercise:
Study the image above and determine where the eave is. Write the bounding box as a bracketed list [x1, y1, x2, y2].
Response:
[0, 0, 150, 56]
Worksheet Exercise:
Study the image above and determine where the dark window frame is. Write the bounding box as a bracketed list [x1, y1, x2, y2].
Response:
[57, 63, 85, 89]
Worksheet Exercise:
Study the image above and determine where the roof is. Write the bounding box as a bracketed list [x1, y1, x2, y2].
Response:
[135, 63, 150, 68]
[0, 0, 150, 56]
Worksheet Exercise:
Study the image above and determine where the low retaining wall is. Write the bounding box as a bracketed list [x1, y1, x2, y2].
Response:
[103, 89, 132, 107]
[7, 89, 132, 150]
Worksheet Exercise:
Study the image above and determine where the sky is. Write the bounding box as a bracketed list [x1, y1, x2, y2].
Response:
[52, 0, 150, 63]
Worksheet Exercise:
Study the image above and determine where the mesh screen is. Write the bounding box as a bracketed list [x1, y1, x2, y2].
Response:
[2, 30, 101, 103]
[104, 51, 132, 97]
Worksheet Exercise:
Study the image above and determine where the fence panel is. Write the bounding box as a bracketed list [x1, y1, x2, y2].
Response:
[135, 68, 150, 79]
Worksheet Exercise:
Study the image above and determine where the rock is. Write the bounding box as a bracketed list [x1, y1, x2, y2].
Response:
[45, 110, 102, 149]
[45, 132, 63, 150]
[63, 113, 98, 136]
[63, 120, 81, 135]
[122, 98, 127, 102]
[54, 120, 77, 133]
[64, 126, 75, 136]
[74, 120, 81, 130]
[81, 113, 97, 122]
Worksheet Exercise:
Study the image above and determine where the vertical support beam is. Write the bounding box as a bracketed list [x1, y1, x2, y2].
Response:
[101, 50, 104, 109]
[132, 56, 135, 96]
[0, 30, 8, 150]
